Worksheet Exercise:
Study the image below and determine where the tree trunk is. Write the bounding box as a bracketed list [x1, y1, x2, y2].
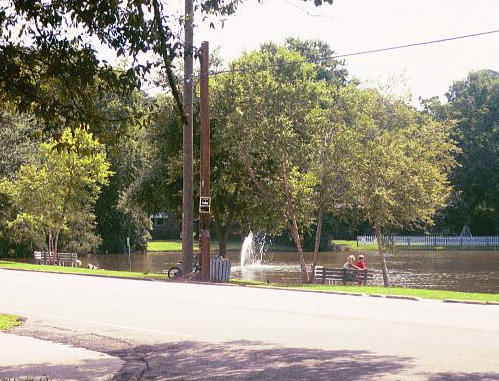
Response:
[48, 231, 52, 264]
[375, 228, 390, 287]
[54, 229, 60, 264]
[214, 220, 231, 258]
[282, 161, 309, 283]
[310, 205, 324, 283]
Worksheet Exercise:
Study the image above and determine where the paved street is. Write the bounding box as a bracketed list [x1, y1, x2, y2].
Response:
[1, 269, 499, 380]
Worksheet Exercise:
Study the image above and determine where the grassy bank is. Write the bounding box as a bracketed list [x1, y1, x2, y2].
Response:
[0, 261, 167, 280]
[231, 279, 499, 303]
[289, 284, 499, 303]
[147, 240, 243, 252]
[0, 313, 23, 330]
[333, 240, 378, 251]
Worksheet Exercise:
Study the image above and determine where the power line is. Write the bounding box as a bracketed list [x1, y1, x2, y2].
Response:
[208, 29, 499, 76]
[141, 28, 499, 92]
[282, 0, 337, 20]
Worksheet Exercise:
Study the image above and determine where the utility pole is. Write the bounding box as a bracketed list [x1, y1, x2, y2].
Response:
[199, 41, 211, 281]
[182, 0, 194, 275]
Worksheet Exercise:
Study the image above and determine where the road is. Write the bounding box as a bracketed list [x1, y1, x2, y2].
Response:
[1, 269, 499, 380]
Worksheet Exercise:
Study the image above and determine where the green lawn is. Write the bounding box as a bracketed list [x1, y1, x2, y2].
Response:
[231, 279, 499, 303]
[147, 240, 243, 252]
[0, 313, 23, 330]
[0, 261, 167, 280]
[333, 240, 378, 251]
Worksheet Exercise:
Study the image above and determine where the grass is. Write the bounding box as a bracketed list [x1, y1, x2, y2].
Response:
[333, 240, 378, 251]
[240, 280, 499, 303]
[0, 313, 23, 330]
[0, 261, 167, 280]
[147, 240, 243, 252]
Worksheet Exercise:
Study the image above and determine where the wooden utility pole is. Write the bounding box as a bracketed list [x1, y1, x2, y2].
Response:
[199, 41, 211, 281]
[182, 0, 194, 275]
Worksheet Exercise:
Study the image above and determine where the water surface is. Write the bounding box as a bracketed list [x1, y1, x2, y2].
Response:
[80, 249, 499, 294]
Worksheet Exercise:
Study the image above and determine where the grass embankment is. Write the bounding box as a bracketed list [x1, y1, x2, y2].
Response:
[333, 240, 377, 251]
[0, 313, 23, 330]
[147, 240, 244, 252]
[231, 279, 499, 303]
[0, 261, 167, 280]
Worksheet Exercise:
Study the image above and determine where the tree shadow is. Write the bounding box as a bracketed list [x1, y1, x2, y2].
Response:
[111, 339, 414, 380]
[428, 373, 499, 381]
[0, 356, 122, 380]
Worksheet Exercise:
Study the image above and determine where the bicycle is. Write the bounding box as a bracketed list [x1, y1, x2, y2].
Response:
[167, 255, 200, 278]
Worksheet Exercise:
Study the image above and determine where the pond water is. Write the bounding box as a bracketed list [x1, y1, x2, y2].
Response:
[79, 249, 499, 294]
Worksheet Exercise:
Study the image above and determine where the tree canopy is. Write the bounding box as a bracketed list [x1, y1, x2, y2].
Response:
[0, 128, 111, 256]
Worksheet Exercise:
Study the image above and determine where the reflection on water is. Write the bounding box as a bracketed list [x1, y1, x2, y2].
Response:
[44, 249, 499, 294]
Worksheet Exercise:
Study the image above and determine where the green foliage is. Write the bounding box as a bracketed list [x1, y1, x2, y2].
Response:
[431, 70, 499, 234]
[0, 128, 111, 255]
[348, 90, 457, 234]
[93, 91, 152, 253]
[0, 0, 333, 126]
[0, 313, 22, 330]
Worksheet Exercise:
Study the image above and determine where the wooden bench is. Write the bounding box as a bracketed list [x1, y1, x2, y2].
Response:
[34, 251, 80, 267]
[314, 266, 374, 285]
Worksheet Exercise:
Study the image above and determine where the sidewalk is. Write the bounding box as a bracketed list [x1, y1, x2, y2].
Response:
[0, 332, 124, 380]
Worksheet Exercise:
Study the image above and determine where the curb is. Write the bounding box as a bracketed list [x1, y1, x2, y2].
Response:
[443, 299, 487, 305]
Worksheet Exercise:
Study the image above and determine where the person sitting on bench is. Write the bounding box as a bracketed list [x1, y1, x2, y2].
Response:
[343, 255, 360, 269]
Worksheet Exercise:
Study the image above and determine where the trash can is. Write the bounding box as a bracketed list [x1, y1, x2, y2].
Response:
[210, 257, 231, 282]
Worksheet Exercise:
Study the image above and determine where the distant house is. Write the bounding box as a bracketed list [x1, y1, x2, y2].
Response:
[151, 212, 181, 239]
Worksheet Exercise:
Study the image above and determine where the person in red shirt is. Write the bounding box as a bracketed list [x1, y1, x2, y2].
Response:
[355, 255, 367, 285]
[355, 255, 366, 269]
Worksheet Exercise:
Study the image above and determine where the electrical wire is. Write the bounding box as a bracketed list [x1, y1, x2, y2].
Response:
[140, 28, 499, 92]
[208, 29, 499, 76]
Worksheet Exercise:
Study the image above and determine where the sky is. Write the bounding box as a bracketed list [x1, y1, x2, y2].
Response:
[190, 0, 499, 103]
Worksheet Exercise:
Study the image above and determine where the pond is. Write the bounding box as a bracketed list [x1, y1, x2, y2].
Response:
[80, 249, 499, 294]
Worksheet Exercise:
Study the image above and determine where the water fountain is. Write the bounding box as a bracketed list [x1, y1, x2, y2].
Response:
[240, 232, 256, 266]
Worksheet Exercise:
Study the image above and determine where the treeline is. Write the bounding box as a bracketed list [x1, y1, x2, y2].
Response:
[1, 38, 498, 281]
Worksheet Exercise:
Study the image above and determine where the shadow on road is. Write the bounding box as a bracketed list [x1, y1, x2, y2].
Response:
[0, 357, 121, 381]
[428, 373, 499, 381]
[111, 339, 413, 380]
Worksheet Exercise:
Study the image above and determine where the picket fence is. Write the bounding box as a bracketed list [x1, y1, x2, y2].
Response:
[357, 235, 499, 247]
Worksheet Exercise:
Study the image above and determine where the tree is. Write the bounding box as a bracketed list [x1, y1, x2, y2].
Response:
[0, 0, 333, 126]
[0, 103, 43, 257]
[0, 128, 111, 258]
[429, 70, 499, 234]
[349, 90, 457, 286]
[94, 91, 152, 253]
[216, 45, 337, 283]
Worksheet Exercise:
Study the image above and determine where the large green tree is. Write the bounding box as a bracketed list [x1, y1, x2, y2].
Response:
[428, 70, 499, 234]
[0, 128, 111, 258]
[217, 45, 336, 282]
[0, 0, 333, 127]
[350, 90, 457, 286]
[0, 104, 43, 257]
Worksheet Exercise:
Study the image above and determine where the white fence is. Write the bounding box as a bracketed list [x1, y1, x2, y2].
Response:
[357, 235, 499, 247]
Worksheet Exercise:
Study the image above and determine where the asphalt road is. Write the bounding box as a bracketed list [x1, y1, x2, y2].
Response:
[1, 269, 499, 380]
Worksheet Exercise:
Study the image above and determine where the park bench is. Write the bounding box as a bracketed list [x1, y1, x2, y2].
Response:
[314, 266, 374, 285]
[34, 251, 80, 267]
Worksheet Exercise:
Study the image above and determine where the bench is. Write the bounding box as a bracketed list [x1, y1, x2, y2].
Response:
[34, 251, 80, 267]
[314, 266, 374, 285]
